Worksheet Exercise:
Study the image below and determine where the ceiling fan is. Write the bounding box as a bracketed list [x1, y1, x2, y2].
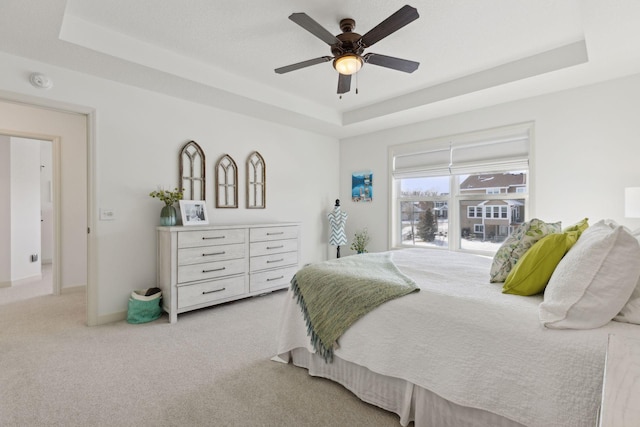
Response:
[274, 5, 420, 95]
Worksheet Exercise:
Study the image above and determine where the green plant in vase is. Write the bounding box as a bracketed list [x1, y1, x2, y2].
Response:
[150, 187, 183, 226]
[350, 228, 370, 254]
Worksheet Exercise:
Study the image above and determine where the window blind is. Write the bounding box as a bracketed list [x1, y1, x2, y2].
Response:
[392, 123, 531, 178]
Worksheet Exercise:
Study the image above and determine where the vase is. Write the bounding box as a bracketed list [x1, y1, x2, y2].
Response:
[160, 205, 177, 226]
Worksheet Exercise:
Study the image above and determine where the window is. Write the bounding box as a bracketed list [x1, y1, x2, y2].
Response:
[391, 123, 531, 254]
[467, 206, 482, 218]
[484, 205, 506, 218]
[399, 177, 449, 248]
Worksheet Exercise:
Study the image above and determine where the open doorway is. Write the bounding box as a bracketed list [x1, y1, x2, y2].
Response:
[0, 136, 55, 303]
[0, 98, 89, 324]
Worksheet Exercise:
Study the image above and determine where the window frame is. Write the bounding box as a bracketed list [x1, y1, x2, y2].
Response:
[467, 206, 482, 218]
[389, 122, 533, 255]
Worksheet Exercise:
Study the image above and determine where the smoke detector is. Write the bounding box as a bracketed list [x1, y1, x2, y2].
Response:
[29, 73, 53, 89]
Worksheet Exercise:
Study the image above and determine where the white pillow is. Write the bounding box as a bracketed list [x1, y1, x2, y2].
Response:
[539, 220, 640, 329]
[614, 226, 640, 324]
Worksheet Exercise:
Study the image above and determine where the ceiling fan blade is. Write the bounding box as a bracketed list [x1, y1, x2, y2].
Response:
[363, 53, 419, 73]
[275, 56, 333, 74]
[337, 73, 351, 94]
[359, 5, 419, 48]
[289, 13, 341, 46]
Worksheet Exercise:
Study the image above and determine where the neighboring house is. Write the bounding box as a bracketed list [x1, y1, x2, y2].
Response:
[460, 173, 527, 241]
[401, 200, 448, 223]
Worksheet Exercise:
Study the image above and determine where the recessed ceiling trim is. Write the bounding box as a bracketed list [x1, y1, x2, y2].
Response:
[58, 11, 341, 126]
[343, 40, 589, 126]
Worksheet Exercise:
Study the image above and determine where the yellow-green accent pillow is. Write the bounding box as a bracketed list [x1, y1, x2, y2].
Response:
[489, 219, 562, 283]
[562, 218, 589, 235]
[502, 231, 579, 296]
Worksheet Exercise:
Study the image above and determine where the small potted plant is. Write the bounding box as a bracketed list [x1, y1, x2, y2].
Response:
[149, 187, 183, 226]
[350, 228, 370, 254]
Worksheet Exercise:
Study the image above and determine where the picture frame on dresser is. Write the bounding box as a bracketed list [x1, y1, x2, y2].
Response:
[179, 200, 209, 225]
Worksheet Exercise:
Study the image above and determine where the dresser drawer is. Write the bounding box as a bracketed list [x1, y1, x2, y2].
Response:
[178, 258, 246, 283]
[250, 226, 299, 242]
[178, 276, 246, 309]
[178, 228, 245, 249]
[178, 243, 245, 266]
[250, 266, 298, 293]
[249, 238, 298, 257]
[250, 251, 298, 272]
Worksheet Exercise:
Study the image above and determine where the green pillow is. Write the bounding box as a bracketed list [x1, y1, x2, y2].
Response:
[502, 231, 579, 296]
[489, 219, 562, 283]
[563, 218, 589, 235]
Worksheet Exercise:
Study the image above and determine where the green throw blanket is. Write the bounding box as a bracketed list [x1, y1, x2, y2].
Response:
[290, 252, 419, 362]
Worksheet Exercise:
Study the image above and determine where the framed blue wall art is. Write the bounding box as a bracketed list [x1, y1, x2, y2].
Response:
[352, 171, 373, 202]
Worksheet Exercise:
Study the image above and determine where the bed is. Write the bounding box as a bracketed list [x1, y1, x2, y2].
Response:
[273, 247, 640, 427]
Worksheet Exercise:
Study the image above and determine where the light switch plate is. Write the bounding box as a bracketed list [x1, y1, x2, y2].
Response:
[100, 208, 116, 221]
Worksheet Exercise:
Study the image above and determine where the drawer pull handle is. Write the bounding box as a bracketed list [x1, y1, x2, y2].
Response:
[203, 267, 226, 273]
[266, 258, 284, 264]
[267, 276, 284, 282]
[202, 287, 226, 294]
[202, 251, 225, 257]
[202, 236, 225, 240]
[267, 232, 284, 235]
[267, 245, 284, 250]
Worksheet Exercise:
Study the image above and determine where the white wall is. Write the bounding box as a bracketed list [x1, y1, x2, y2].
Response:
[40, 141, 53, 264]
[10, 138, 41, 281]
[0, 52, 339, 324]
[0, 136, 46, 285]
[340, 72, 640, 253]
[0, 135, 10, 284]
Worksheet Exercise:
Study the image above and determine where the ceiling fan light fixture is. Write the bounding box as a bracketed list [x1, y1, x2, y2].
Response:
[333, 54, 363, 75]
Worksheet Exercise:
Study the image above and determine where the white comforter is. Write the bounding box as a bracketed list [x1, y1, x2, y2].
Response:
[275, 248, 640, 427]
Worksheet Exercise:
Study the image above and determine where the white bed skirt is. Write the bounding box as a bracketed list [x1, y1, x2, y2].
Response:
[283, 347, 524, 427]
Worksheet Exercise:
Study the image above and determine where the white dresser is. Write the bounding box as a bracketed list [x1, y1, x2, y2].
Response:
[157, 222, 300, 323]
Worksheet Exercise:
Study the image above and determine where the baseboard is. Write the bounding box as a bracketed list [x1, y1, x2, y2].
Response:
[96, 310, 127, 325]
[0, 274, 43, 288]
[61, 285, 85, 295]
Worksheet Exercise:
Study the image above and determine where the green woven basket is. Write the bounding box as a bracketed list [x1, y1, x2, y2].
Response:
[126, 288, 162, 324]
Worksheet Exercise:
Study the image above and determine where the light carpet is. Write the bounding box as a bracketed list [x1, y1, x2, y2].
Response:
[0, 286, 403, 426]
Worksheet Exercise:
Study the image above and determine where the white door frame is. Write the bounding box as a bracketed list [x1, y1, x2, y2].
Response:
[0, 97, 95, 326]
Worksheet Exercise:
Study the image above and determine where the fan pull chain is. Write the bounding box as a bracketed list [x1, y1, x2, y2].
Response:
[356, 72, 359, 94]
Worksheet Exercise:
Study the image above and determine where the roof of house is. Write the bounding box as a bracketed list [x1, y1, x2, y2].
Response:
[460, 173, 526, 190]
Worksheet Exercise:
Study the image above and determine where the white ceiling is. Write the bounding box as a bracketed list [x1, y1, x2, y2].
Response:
[2, 0, 640, 138]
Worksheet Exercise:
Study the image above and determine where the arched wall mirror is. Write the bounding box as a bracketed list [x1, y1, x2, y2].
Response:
[246, 151, 265, 209]
[215, 154, 238, 208]
[179, 140, 205, 200]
